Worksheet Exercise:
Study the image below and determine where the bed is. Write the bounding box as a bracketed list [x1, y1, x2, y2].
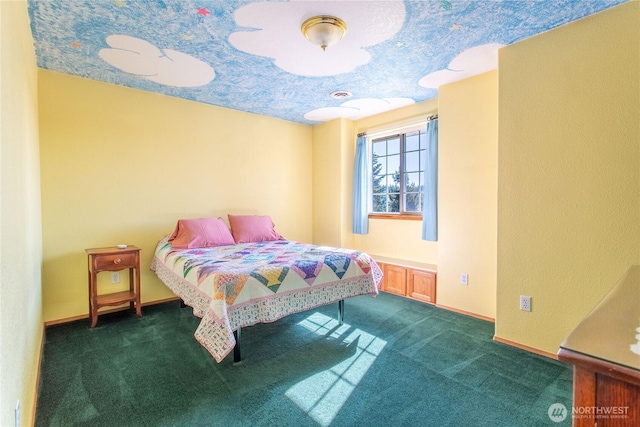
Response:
[150, 229, 383, 363]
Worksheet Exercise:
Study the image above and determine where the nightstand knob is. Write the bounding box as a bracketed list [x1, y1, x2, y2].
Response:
[113, 258, 122, 265]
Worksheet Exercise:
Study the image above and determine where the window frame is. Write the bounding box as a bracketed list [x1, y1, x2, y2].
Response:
[368, 128, 427, 220]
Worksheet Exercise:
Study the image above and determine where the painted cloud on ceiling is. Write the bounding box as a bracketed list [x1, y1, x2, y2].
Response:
[99, 35, 215, 87]
[229, 1, 406, 77]
[304, 98, 415, 122]
[419, 43, 505, 89]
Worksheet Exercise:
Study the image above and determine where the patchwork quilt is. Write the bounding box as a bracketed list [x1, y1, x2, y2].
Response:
[150, 235, 382, 362]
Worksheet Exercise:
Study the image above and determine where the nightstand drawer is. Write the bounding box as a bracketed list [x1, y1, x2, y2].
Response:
[92, 252, 137, 271]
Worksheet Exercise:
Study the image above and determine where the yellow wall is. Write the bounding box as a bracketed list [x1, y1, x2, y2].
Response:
[310, 116, 358, 250]
[339, 118, 356, 250]
[312, 118, 347, 247]
[38, 71, 312, 322]
[353, 218, 437, 263]
[496, 2, 640, 353]
[0, 1, 44, 426]
[438, 71, 498, 319]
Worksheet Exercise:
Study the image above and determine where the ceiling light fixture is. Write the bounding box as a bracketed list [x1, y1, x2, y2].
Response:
[301, 16, 347, 51]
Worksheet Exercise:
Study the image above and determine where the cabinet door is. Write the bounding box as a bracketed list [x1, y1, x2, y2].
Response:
[408, 269, 435, 303]
[376, 262, 388, 291]
[384, 264, 407, 296]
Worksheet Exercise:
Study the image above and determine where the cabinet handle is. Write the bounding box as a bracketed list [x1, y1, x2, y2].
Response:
[113, 258, 122, 265]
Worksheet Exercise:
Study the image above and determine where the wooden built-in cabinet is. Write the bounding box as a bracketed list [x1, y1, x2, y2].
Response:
[374, 256, 436, 304]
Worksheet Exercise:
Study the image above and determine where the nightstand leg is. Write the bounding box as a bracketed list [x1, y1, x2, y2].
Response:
[90, 271, 98, 328]
[129, 268, 135, 312]
[134, 266, 141, 318]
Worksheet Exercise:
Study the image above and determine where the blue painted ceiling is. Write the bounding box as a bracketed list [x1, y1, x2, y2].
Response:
[27, 0, 626, 125]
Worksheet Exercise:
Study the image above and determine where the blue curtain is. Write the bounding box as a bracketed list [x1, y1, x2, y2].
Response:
[352, 135, 369, 234]
[422, 119, 438, 241]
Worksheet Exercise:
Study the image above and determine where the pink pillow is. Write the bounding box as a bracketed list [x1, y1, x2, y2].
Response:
[228, 214, 284, 243]
[168, 217, 235, 249]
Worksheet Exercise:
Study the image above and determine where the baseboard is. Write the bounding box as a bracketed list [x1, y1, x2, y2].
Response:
[435, 303, 495, 323]
[493, 335, 559, 360]
[43, 296, 181, 327]
[45, 313, 89, 326]
[433, 306, 556, 360]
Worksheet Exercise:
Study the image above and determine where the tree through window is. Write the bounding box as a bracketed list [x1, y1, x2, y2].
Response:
[371, 130, 426, 215]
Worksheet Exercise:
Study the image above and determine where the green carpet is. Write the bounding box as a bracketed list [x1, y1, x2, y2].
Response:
[35, 292, 572, 426]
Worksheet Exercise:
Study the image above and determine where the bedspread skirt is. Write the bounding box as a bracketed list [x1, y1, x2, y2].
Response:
[150, 236, 382, 362]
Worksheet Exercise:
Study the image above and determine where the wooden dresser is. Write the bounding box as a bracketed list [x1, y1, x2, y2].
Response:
[557, 265, 640, 426]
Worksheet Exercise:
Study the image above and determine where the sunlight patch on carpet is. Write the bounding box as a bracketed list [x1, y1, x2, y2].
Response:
[286, 313, 387, 426]
[296, 311, 345, 335]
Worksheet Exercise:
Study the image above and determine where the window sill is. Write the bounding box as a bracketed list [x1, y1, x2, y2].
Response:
[368, 214, 423, 221]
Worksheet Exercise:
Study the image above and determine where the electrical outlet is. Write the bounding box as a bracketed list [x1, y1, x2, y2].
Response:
[520, 295, 532, 312]
[111, 272, 120, 284]
[460, 273, 468, 286]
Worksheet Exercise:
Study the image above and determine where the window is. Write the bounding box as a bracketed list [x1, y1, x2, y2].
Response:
[371, 130, 427, 216]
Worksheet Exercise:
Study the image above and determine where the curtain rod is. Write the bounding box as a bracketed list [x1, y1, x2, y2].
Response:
[357, 114, 437, 138]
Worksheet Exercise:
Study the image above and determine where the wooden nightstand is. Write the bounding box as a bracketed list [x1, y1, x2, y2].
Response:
[86, 246, 142, 328]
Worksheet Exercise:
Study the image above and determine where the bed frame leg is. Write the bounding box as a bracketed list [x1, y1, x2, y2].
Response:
[338, 299, 344, 325]
[233, 328, 242, 363]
